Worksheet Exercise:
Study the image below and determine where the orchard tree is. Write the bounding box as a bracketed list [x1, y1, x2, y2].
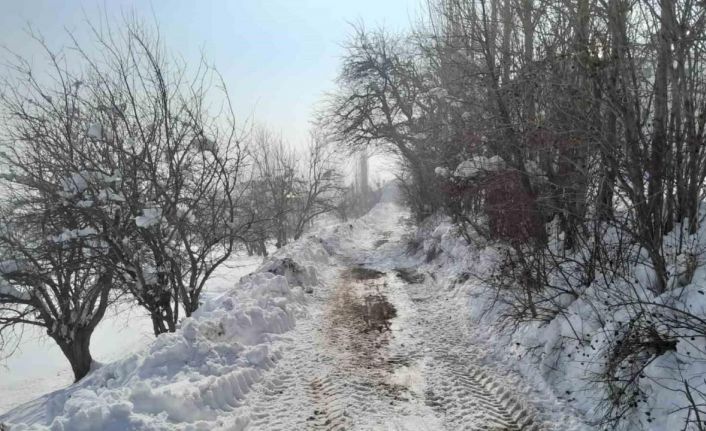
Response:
[290, 133, 344, 240]
[0, 20, 254, 340]
[325, 26, 448, 219]
[250, 128, 343, 247]
[0, 151, 116, 382]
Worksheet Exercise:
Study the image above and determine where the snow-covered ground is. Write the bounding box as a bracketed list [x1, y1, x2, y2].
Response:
[410, 208, 706, 430]
[1, 201, 598, 430]
[0, 254, 264, 415]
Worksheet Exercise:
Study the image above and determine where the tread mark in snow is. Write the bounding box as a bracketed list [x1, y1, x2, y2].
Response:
[308, 375, 350, 430]
[240, 212, 568, 430]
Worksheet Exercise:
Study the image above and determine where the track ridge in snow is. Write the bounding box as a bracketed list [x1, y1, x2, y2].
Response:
[242, 308, 329, 430]
[425, 356, 543, 430]
[399, 283, 547, 431]
[308, 373, 351, 430]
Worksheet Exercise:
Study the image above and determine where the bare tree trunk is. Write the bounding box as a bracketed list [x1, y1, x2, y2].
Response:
[150, 310, 176, 336]
[500, 0, 513, 85]
[597, 109, 617, 221]
[57, 331, 94, 382]
[521, 0, 536, 126]
[607, 0, 668, 293]
[649, 0, 672, 243]
[646, 0, 674, 292]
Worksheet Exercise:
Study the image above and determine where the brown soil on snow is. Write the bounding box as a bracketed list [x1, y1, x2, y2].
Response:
[324, 268, 400, 374]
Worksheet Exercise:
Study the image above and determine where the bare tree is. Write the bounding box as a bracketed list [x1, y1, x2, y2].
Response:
[250, 127, 344, 246]
[0, 19, 253, 339]
[251, 128, 299, 248]
[325, 26, 446, 220]
[290, 133, 345, 240]
[0, 192, 114, 382]
[333, 0, 706, 426]
[0, 52, 118, 379]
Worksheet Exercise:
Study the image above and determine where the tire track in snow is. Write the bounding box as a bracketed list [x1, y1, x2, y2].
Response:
[307, 373, 356, 431]
[311, 269, 412, 429]
[246, 360, 304, 429]
[407, 281, 547, 431]
[425, 355, 543, 430]
[242, 304, 333, 430]
[241, 272, 547, 430]
[238, 204, 572, 430]
[240, 267, 397, 431]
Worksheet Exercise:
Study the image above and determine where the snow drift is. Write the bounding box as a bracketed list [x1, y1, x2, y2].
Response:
[0, 235, 330, 431]
[406, 213, 706, 431]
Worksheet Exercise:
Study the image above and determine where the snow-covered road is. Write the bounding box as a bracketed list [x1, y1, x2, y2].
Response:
[1, 203, 593, 430]
[226, 204, 589, 430]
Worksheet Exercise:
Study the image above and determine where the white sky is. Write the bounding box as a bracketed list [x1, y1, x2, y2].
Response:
[0, 0, 422, 151]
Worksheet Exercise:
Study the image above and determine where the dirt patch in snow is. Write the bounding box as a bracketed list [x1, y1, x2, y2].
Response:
[309, 269, 410, 422]
[359, 293, 397, 333]
[395, 268, 425, 284]
[328, 289, 396, 339]
[347, 266, 386, 281]
[325, 270, 398, 372]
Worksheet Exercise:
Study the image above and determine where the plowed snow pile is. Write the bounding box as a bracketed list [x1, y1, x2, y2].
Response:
[0, 236, 329, 430]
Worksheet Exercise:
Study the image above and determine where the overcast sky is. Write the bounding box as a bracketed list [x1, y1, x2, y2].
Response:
[0, 0, 421, 149]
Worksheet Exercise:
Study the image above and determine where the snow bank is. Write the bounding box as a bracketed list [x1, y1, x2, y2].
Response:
[0, 232, 334, 430]
[260, 258, 319, 293]
[86, 123, 103, 140]
[453, 155, 506, 178]
[135, 208, 162, 228]
[409, 213, 706, 431]
[0, 259, 30, 275]
[0, 281, 30, 301]
[451, 156, 547, 183]
[59, 171, 121, 197]
[50, 227, 98, 243]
